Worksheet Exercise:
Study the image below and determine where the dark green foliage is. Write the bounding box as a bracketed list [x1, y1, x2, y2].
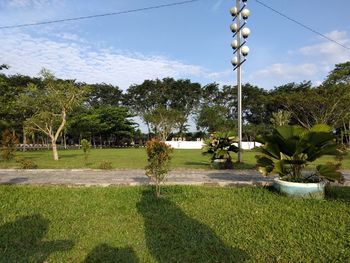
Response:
[202, 132, 239, 169]
[87, 83, 123, 108]
[256, 124, 345, 182]
[196, 105, 235, 133]
[323, 61, 350, 86]
[98, 161, 112, 170]
[1, 129, 18, 161]
[69, 106, 136, 146]
[124, 78, 201, 134]
[145, 139, 173, 197]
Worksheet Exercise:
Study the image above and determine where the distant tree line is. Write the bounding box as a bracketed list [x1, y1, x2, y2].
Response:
[1, 61, 350, 155]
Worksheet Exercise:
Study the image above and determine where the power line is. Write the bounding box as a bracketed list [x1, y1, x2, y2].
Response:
[0, 0, 202, 30]
[254, 0, 350, 51]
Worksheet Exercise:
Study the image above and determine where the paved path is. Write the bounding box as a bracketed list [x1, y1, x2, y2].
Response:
[0, 169, 349, 187]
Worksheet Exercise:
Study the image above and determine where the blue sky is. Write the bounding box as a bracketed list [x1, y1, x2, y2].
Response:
[0, 0, 349, 91]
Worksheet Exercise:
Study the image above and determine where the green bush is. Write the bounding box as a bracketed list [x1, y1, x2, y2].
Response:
[145, 139, 173, 197]
[202, 132, 239, 169]
[80, 139, 91, 164]
[98, 161, 112, 170]
[1, 129, 19, 161]
[16, 157, 38, 169]
[256, 124, 345, 183]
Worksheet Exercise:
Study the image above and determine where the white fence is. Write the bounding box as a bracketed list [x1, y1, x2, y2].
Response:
[165, 141, 261, 150]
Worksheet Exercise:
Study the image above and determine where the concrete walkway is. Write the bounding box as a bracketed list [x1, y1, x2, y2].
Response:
[0, 169, 349, 187]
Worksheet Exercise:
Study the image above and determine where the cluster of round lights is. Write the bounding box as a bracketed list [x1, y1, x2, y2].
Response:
[230, 0, 250, 66]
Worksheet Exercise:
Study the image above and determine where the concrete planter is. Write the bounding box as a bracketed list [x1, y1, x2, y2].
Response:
[211, 159, 233, 169]
[273, 178, 325, 199]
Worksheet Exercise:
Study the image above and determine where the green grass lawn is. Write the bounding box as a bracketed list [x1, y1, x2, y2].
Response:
[0, 185, 349, 262]
[0, 148, 349, 170]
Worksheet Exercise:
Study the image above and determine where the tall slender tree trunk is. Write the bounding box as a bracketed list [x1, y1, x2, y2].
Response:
[146, 122, 151, 140]
[52, 140, 59, 160]
[22, 125, 27, 152]
[63, 131, 67, 149]
[348, 120, 350, 148]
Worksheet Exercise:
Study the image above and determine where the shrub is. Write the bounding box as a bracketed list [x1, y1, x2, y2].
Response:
[80, 139, 91, 164]
[202, 132, 239, 169]
[1, 129, 19, 161]
[15, 157, 38, 169]
[98, 161, 112, 170]
[256, 124, 345, 183]
[145, 139, 173, 197]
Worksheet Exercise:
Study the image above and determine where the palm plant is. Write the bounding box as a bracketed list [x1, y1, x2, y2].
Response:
[256, 124, 344, 183]
[202, 132, 239, 169]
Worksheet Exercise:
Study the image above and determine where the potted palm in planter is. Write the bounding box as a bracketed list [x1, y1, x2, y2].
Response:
[256, 124, 344, 198]
[202, 132, 239, 169]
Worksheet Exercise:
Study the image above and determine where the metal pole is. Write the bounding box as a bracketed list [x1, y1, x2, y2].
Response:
[236, 0, 242, 163]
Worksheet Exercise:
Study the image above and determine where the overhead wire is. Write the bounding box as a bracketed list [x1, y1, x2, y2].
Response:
[254, 0, 350, 51]
[0, 0, 348, 51]
[0, 0, 202, 30]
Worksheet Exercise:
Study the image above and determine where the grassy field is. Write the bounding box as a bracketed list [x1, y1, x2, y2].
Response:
[0, 148, 349, 170]
[0, 185, 349, 262]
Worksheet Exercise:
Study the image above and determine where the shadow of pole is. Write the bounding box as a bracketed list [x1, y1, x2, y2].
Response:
[0, 214, 74, 262]
[137, 190, 249, 263]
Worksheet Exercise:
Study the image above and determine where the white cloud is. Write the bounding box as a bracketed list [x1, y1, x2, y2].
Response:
[250, 63, 319, 80]
[5, 0, 52, 8]
[0, 31, 209, 89]
[207, 69, 232, 79]
[299, 30, 350, 65]
[249, 30, 350, 88]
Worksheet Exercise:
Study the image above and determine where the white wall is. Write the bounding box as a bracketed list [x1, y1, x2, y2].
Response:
[165, 141, 261, 150]
[233, 142, 262, 150]
[165, 141, 204, 149]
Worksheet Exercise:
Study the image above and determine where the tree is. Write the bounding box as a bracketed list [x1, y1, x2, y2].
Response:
[270, 110, 291, 126]
[196, 105, 235, 133]
[1, 129, 18, 161]
[25, 70, 88, 160]
[68, 106, 136, 147]
[80, 139, 91, 165]
[144, 107, 185, 141]
[87, 83, 123, 108]
[323, 61, 350, 86]
[0, 64, 9, 70]
[145, 139, 173, 197]
[124, 78, 201, 136]
[322, 61, 350, 147]
[0, 74, 42, 144]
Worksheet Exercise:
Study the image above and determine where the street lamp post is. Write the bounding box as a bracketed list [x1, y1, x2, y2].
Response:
[230, 0, 250, 163]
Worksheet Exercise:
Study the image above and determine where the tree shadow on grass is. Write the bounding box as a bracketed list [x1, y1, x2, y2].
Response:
[83, 244, 139, 263]
[137, 190, 249, 263]
[0, 214, 74, 263]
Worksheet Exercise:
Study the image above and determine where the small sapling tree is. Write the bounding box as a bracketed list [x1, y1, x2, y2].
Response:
[145, 139, 173, 197]
[1, 129, 19, 161]
[80, 139, 91, 165]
